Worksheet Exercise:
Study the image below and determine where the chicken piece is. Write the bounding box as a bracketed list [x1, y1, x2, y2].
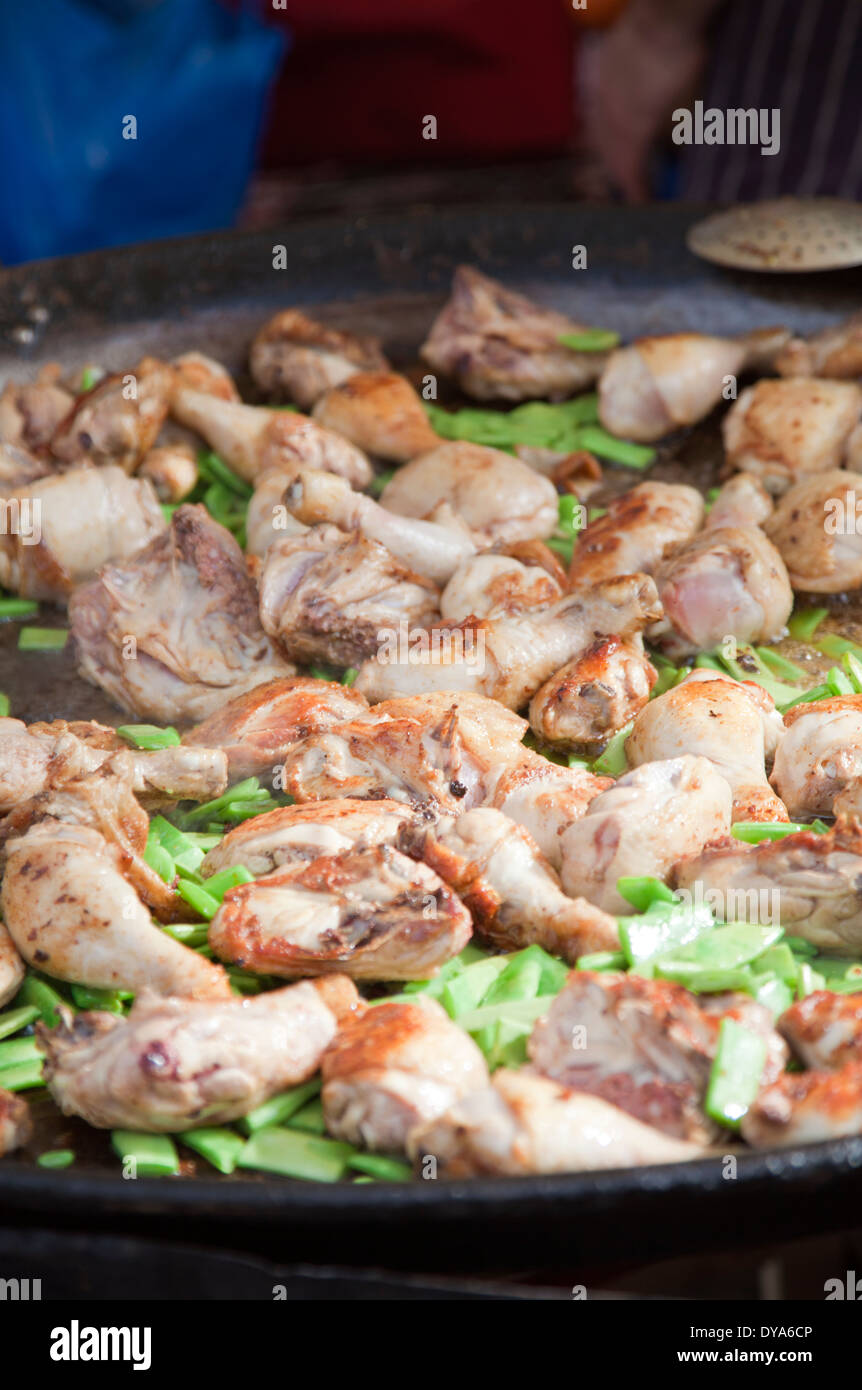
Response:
[0, 922, 25, 1009]
[741, 1063, 862, 1148]
[69, 505, 294, 723]
[515, 445, 604, 499]
[0, 465, 165, 604]
[354, 573, 662, 709]
[379, 441, 558, 546]
[171, 386, 372, 488]
[245, 468, 308, 556]
[672, 819, 862, 954]
[172, 352, 240, 402]
[0, 365, 74, 455]
[723, 378, 862, 494]
[259, 524, 440, 669]
[283, 692, 528, 811]
[251, 308, 389, 409]
[312, 371, 440, 463]
[0, 717, 53, 812]
[419, 265, 607, 403]
[0, 1089, 31, 1156]
[763, 469, 862, 593]
[626, 670, 787, 822]
[567, 480, 704, 588]
[407, 807, 619, 961]
[598, 328, 788, 443]
[440, 553, 563, 622]
[529, 637, 657, 750]
[484, 753, 611, 868]
[182, 676, 368, 782]
[209, 844, 472, 980]
[771, 696, 862, 817]
[138, 442, 198, 502]
[0, 441, 53, 494]
[653, 524, 793, 657]
[408, 1068, 705, 1176]
[558, 756, 733, 913]
[704, 473, 773, 530]
[778, 991, 862, 1070]
[322, 996, 488, 1154]
[201, 798, 415, 878]
[834, 779, 862, 818]
[2, 821, 229, 997]
[121, 745, 228, 808]
[776, 311, 862, 380]
[39, 976, 359, 1133]
[50, 357, 174, 471]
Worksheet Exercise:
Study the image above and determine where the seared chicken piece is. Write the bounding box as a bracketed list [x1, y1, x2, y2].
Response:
[0, 465, 165, 604]
[485, 753, 611, 869]
[409, 1068, 705, 1176]
[2, 821, 229, 997]
[209, 844, 472, 981]
[322, 996, 488, 1154]
[172, 352, 240, 402]
[598, 328, 788, 443]
[776, 311, 862, 380]
[0, 716, 56, 812]
[723, 378, 862, 493]
[201, 798, 414, 878]
[627, 670, 787, 822]
[741, 1063, 862, 1148]
[69, 505, 294, 723]
[653, 524, 793, 657]
[283, 468, 478, 586]
[778, 991, 862, 1070]
[704, 473, 773, 530]
[529, 637, 657, 749]
[313, 371, 440, 463]
[771, 696, 862, 817]
[673, 819, 862, 954]
[764, 469, 862, 593]
[354, 573, 661, 709]
[138, 441, 198, 502]
[0, 1089, 31, 1156]
[171, 387, 372, 488]
[250, 308, 388, 409]
[558, 756, 733, 913]
[420, 265, 607, 403]
[259, 525, 440, 668]
[283, 692, 528, 812]
[441, 553, 563, 622]
[245, 468, 308, 557]
[408, 807, 619, 961]
[182, 676, 367, 782]
[567, 481, 704, 588]
[50, 357, 174, 471]
[39, 976, 360, 1132]
[0, 364, 74, 453]
[0, 922, 25, 1009]
[0, 441, 53, 494]
[379, 441, 558, 546]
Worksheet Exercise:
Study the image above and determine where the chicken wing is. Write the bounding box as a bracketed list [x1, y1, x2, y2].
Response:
[723, 378, 862, 493]
[567, 480, 704, 589]
[771, 696, 862, 817]
[138, 441, 198, 502]
[529, 637, 657, 749]
[741, 1063, 862, 1148]
[704, 473, 773, 530]
[441, 553, 563, 622]
[250, 308, 388, 409]
[484, 753, 611, 869]
[776, 311, 862, 380]
[312, 372, 441, 462]
[50, 357, 175, 471]
[200, 799, 415, 878]
[763, 469, 862, 593]
[245, 468, 308, 557]
[778, 991, 862, 1070]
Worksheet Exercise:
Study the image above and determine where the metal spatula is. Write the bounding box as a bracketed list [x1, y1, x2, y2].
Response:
[687, 198, 862, 272]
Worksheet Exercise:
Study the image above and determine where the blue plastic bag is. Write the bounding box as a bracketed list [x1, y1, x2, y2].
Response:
[0, 0, 286, 263]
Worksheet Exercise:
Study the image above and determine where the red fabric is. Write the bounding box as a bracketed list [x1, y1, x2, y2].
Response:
[258, 0, 575, 167]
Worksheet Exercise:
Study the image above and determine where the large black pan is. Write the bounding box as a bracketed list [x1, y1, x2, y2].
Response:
[1, 204, 861, 1272]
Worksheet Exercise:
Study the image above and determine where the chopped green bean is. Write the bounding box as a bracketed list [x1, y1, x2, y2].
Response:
[17, 626, 68, 651]
[37, 1149, 76, 1169]
[179, 1127, 246, 1174]
[347, 1152, 412, 1181]
[116, 724, 180, 750]
[111, 1131, 180, 1177]
[558, 328, 620, 352]
[0, 1004, 39, 1039]
[238, 1079, 322, 1135]
[0, 597, 38, 619]
[238, 1127, 354, 1181]
[788, 607, 828, 642]
[705, 1018, 767, 1128]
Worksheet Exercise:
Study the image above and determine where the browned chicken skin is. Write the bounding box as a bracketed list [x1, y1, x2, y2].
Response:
[0, 364, 74, 454]
[312, 371, 440, 462]
[778, 991, 862, 1070]
[0, 1089, 32, 1156]
[529, 637, 657, 750]
[776, 311, 862, 379]
[250, 308, 388, 409]
[741, 1062, 862, 1148]
[50, 357, 175, 472]
[567, 480, 704, 589]
[201, 798, 415, 879]
[723, 378, 862, 494]
[764, 469, 862, 593]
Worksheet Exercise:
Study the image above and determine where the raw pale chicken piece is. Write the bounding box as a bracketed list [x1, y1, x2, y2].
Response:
[485, 753, 611, 868]
[209, 844, 472, 981]
[0, 364, 74, 453]
[672, 819, 862, 954]
[441, 553, 562, 622]
[283, 692, 528, 811]
[420, 265, 608, 402]
[69, 505, 294, 723]
[0, 465, 165, 603]
[529, 637, 656, 749]
[776, 311, 862, 379]
[771, 696, 862, 817]
[0, 922, 24, 1008]
[354, 573, 661, 709]
[201, 799, 415, 878]
[598, 328, 788, 442]
[764, 469, 862, 593]
[704, 473, 773, 530]
[559, 756, 733, 913]
[408, 807, 619, 961]
[51, 357, 175, 471]
[138, 441, 198, 502]
[39, 976, 360, 1132]
[567, 480, 704, 588]
[0, 1090, 31, 1156]
[627, 670, 787, 822]
[778, 991, 862, 1070]
[2, 821, 230, 997]
[741, 1063, 862, 1148]
[408, 1068, 705, 1176]
[250, 308, 388, 408]
[171, 386, 372, 488]
[245, 467, 308, 556]
[259, 524, 440, 668]
[312, 371, 441, 462]
[379, 441, 558, 545]
[724, 377, 862, 494]
[322, 996, 488, 1153]
[182, 676, 368, 781]
[653, 524, 793, 657]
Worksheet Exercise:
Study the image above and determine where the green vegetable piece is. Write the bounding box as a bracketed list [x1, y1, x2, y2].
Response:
[175, 879, 221, 920]
[144, 839, 175, 884]
[826, 664, 854, 696]
[0, 597, 39, 619]
[238, 1079, 322, 1135]
[0, 1058, 44, 1090]
[575, 950, 627, 972]
[456, 994, 557, 1033]
[442, 957, 510, 1018]
[347, 1152, 412, 1181]
[787, 607, 828, 642]
[37, 1149, 75, 1169]
[70, 985, 129, 1014]
[0, 1004, 39, 1040]
[111, 1131, 180, 1177]
[755, 646, 807, 682]
[179, 1127, 246, 1174]
[752, 975, 794, 1018]
[558, 328, 620, 352]
[705, 1018, 767, 1129]
[796, 961, 826, 999]
[575, 426, 655, 470]
[592, 721, 633, 776]
[116, 724, 180, 750]
[844, 651, 862, 693]
[731, 821, 825, 844]
[618, 900, 714, 974]
[654, 922, 784, 992]
[17, 626, 68, 651]
[15, 976, 68, 1026]
[287, 1099, 326, 1134]
[237, 1127, 354, 1181]
[0, 1036, 41, 1067]
[0, 693, 9, 716]
[617, 876, 677, 913]
[203, 864, 255, 902]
